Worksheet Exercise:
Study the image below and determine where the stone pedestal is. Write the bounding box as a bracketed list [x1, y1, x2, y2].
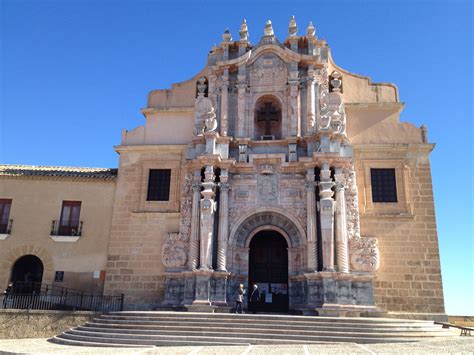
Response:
[304, 272, 380, 317]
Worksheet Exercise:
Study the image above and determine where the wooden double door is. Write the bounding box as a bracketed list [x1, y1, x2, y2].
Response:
[248, 230, 289, 313]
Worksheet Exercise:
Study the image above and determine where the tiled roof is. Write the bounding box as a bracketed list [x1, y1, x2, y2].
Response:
[0, 164, 118, 180]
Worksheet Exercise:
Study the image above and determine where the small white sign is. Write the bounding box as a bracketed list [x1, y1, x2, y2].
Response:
[265, 293, 273, 303]
[93, 270, 100, 279]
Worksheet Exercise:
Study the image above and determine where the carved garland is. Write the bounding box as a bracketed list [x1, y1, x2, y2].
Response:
[344, 168, 380, 272]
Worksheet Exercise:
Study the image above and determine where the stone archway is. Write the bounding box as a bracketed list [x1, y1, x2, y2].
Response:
[228, 208, 306, 278]
[228, 209, 306, 311]
[1, 245, 54, 288]
[10, 255, 44, 293]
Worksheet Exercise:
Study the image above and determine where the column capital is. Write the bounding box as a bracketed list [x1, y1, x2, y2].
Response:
[192, 181, 202, 192]
[219, 182, 230, 192]
[305, 180, 316, 191]
[335, 180, 345, 191]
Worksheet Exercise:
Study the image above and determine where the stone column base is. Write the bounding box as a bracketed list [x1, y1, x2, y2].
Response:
[316, 303, 382, 317]
[302, 271, 380, 316]
[185, 304, 217, 313]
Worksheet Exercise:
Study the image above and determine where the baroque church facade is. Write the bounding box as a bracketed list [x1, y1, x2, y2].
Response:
[0, 18, 446, 320]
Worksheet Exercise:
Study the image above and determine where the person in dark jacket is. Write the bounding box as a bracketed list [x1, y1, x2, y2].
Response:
[249, 284, 260, 314]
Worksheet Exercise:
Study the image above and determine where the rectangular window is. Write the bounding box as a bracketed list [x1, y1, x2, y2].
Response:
[371, 168, 398, 202]
[59, 201, 81, 234]
[0, 199, 12, 233]
[147, 169, 171, 201]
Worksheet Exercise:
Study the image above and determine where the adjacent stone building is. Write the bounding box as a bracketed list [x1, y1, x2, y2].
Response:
[0, 18, 446, 320]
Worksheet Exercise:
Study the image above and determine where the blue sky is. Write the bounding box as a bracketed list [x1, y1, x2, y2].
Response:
[1, 0, 472, 315]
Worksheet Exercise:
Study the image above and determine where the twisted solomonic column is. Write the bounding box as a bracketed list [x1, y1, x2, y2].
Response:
[306, 169, 318, 272]
[217, 180, 230, 271]
[188, 179, 201, 270]
[334, 168, 349, 273]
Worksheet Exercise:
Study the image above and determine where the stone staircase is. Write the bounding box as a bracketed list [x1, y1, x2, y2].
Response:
[51, 311, 454, 347]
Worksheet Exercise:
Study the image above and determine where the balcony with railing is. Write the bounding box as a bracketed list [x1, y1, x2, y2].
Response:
[50, 220, 83, 242]
[0, 219, 13, 240]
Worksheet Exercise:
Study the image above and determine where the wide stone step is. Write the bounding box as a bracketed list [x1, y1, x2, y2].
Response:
[55, 333, 248, 347]
[105, 312, 433, 324]
[58, 330, 422, 345]
[77, 325, 451, 338]
[50, 312, 454, 347]
[98, 315, 437, 328]
[93, 317, 441, 331]
[85, 321, 445, 333]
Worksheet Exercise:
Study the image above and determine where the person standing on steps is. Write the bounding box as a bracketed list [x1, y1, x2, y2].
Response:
[235, 283, 245, 314]
[249, 284, 260, 314]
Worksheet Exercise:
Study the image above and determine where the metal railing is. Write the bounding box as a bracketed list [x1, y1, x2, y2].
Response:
[50, 220, 83, 236]
[2, 282, 124, 312]
[0, 219, 12, 234]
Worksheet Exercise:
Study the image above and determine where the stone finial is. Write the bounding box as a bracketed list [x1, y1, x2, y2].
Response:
[264, 20, 274, 36]
[330, 71, 342, 92]
[288, 15, 298, 36]
[421, 124, 428, 143]
[307, 21, 316, 37]
[239, 19, 249, 41]
[222, 28, 232, 42]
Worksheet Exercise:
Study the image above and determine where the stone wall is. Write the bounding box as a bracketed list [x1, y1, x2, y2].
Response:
[104, 146, 186, 309]
[355, 144, 446, 320]
[0, 310, 99, 339]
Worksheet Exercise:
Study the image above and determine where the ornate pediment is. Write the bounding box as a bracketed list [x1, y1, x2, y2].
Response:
[249, 53, 287, 87]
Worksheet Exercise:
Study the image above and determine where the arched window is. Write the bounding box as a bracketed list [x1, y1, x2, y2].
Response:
[254, 95, 282, 140]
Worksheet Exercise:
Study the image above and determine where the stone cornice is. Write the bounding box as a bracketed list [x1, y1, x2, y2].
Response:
[140, 107, 194, 117]
[345, 102, 405, 112]
[353, 143, 435, 154]
[114, 144, 188, 154]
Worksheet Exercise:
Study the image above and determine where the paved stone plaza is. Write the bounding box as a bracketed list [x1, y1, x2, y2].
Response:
[0, 334, 473, 354]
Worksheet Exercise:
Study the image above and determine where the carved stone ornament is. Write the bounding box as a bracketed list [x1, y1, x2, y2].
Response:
[239, 19, 248, 41]
[161, 233, 188, 268]
[257, 173, 277, 204]
[194, 96, 213, 135]
[344, 168, 361, 240]
[178, 172, 193, 240]
[349, 236, 380, 272]
[204, 107, 218, 132]
[319, 89, 346, 135]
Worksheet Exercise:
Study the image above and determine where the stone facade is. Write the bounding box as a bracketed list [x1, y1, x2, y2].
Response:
[0, 18, 446, 320]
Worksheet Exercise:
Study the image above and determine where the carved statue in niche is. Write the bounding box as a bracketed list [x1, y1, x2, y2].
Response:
[319, 71, 346, 135]
[162, 233, 188, 268]
[204, 107, 217, 132]
[194, 76, 214, 135]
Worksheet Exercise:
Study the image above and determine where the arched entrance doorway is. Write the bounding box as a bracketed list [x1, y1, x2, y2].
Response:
[10, 255, 44, 293]
[248, 230, 289, 313]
